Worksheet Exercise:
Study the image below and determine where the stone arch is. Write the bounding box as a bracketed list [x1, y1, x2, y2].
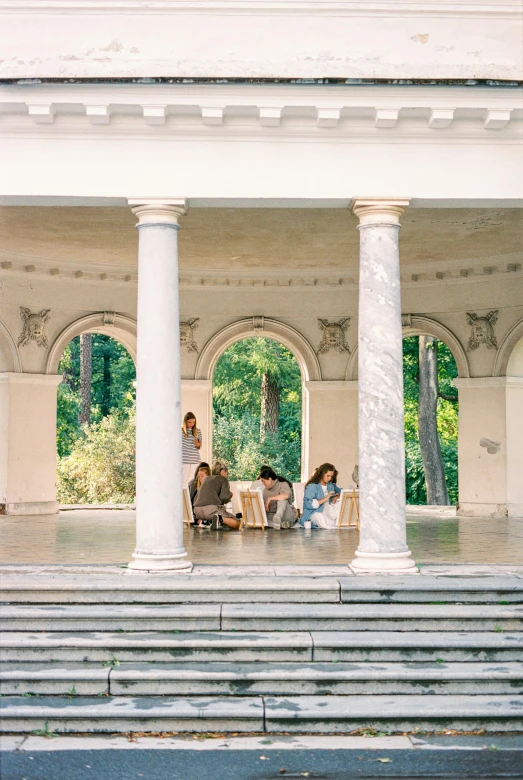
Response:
[345, 315, 470, 381]
[0, 318, 22, 373]
[195, 317, 321, 382]
[493, 316, 523, 377]
[45, 313, 137, 375]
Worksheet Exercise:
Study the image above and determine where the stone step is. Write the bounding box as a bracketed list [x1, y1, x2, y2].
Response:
[339, 576, 523, 603]
[0, 631, 312, 663]
[262, 694, 523, 734]
[221, 603, 523, 631]
[1, 694, 521, 734]
[1, 631, 522, 663]
[109, 660, 523, 696]
[0, 576, 341, 604]
[2, 603, 522, 632]
[312, 630, 523, 661]
[3, 660, 520, 696]
[0, 695, 264, 733]
[2, 575, 522, 605]
[0, 663, 109, 695]
[0, 604, 221, 632]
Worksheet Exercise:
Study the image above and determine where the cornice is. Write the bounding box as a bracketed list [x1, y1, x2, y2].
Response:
[0, 1, 520, 18]
[1, 84, 521, 139]
[3, 259, 521, 289]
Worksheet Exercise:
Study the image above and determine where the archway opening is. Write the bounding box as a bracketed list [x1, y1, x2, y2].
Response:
[212, 337, 302, 482]
[403, 335, 459, 506]
[56, 333, 136, 504]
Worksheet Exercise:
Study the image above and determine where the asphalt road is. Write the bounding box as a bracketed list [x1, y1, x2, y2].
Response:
[2, 748, 523, 780]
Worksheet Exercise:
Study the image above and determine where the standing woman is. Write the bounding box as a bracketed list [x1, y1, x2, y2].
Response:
[300, 463, 341, 529]
[182, 412, 202, 485]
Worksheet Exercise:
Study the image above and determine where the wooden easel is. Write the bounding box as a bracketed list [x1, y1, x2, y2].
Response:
[239, 489, 267, 530]
[337, 488, 360, 530]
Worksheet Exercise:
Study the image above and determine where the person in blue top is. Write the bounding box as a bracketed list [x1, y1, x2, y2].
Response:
[300, 462, 341, 529]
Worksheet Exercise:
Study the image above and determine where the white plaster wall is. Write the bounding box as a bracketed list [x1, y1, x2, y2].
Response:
[1, 135, 522, 204]
[455, 379, 509, 516]
[0, 374, 61, 512]
[1, 2, 521, 80]
[306, 380, 358, 486]
[506, 381, 523, 517]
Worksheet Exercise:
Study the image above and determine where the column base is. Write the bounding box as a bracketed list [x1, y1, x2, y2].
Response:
[349, 549, 418, 575]
[127, 552, 193, 574]
[457, 502, 510, 519]
[1, 501, 59, 516]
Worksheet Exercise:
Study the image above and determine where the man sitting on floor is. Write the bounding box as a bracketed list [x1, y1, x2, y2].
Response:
[193, 461, 241, 530]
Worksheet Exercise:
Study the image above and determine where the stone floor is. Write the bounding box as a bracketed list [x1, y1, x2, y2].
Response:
[0, 507, 522, 566]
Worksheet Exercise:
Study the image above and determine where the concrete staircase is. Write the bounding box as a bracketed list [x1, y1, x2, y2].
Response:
[1, 573, 522, 734]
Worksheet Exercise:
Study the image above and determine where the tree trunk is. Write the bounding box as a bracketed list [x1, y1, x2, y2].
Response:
[101, 349, 111, 417]
[260, 373, 280, 437]
[79, 333, 92, 426]
[418, 336, 449, 505]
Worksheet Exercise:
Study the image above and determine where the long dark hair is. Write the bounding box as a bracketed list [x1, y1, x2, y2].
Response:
[306, 463, 336, 487]
[259, 466, 293, 490]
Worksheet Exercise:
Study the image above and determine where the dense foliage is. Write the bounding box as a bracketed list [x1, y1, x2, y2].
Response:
[213, 338, 302, 481]
[56, 335, 136, 503]
[403, 336, 459, 504]
[57, 335, 135, 457]
[55, 333, 459, 505]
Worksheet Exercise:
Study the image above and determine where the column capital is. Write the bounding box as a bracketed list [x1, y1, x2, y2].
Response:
[128, 198, 188, 227]
[350, 197, 410, 227]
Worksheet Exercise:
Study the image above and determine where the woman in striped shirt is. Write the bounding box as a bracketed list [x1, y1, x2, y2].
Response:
[182, 412, 202, 466]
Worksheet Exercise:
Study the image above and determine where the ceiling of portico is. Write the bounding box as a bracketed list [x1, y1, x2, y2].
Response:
[0, 207, 521, 283]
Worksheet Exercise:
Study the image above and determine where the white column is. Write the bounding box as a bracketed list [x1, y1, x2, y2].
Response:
[350, 198, 417, 574]
[0, 372, 62, 515]
[127, 200, 192, 573]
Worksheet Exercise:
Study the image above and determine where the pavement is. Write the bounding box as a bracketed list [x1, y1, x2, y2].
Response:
[1, 506, 522, 566]
[1, 735, 523, 779]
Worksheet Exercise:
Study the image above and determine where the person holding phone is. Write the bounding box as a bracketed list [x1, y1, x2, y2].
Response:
[300, 462, 341, 529]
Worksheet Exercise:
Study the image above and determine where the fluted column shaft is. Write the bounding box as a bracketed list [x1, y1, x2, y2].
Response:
[127, 199, 192, 573]
[350, 198, 417, 574]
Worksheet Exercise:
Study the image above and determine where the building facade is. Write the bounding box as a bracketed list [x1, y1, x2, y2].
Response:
[0, 1, 522, 572]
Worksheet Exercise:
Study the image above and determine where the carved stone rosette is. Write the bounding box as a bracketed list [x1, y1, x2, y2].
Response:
[317, 317, 351, 354]
[17, 307, 51, 348]
[466, 310, 498, 351]
[180, 317, 199, 353]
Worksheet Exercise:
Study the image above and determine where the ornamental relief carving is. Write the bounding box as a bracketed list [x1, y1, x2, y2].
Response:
[180, 317, 199, 353]
[18, 307, 50, 348]
[317, 318, 351, 355]
[466, 310, 498, 351]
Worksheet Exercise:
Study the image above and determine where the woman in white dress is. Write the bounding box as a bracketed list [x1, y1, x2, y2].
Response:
[301, 463, 342, 529]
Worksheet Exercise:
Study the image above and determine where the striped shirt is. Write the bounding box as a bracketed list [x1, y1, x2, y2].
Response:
[182, 427, 202, 464]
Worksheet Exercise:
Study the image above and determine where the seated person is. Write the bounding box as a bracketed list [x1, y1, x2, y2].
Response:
[188, 461, 210, 505]
[259, 466, 298, 530]
[301, 463, 341, 529]
[193, 461, 241, 530]
[191, 465, 211, 524]
[250, 464, 271, 491]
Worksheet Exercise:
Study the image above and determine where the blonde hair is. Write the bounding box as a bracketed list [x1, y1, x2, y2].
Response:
[212, 460, 228, 476]
[182, 412, 197, 438]
[196, 466, 211, 492]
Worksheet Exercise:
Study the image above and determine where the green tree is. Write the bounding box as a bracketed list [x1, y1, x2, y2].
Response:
[57, 334, 136, 457]
[213, 338, 302, 479]
[56, 402, 136, 504]
[403, 336, 459, 505]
